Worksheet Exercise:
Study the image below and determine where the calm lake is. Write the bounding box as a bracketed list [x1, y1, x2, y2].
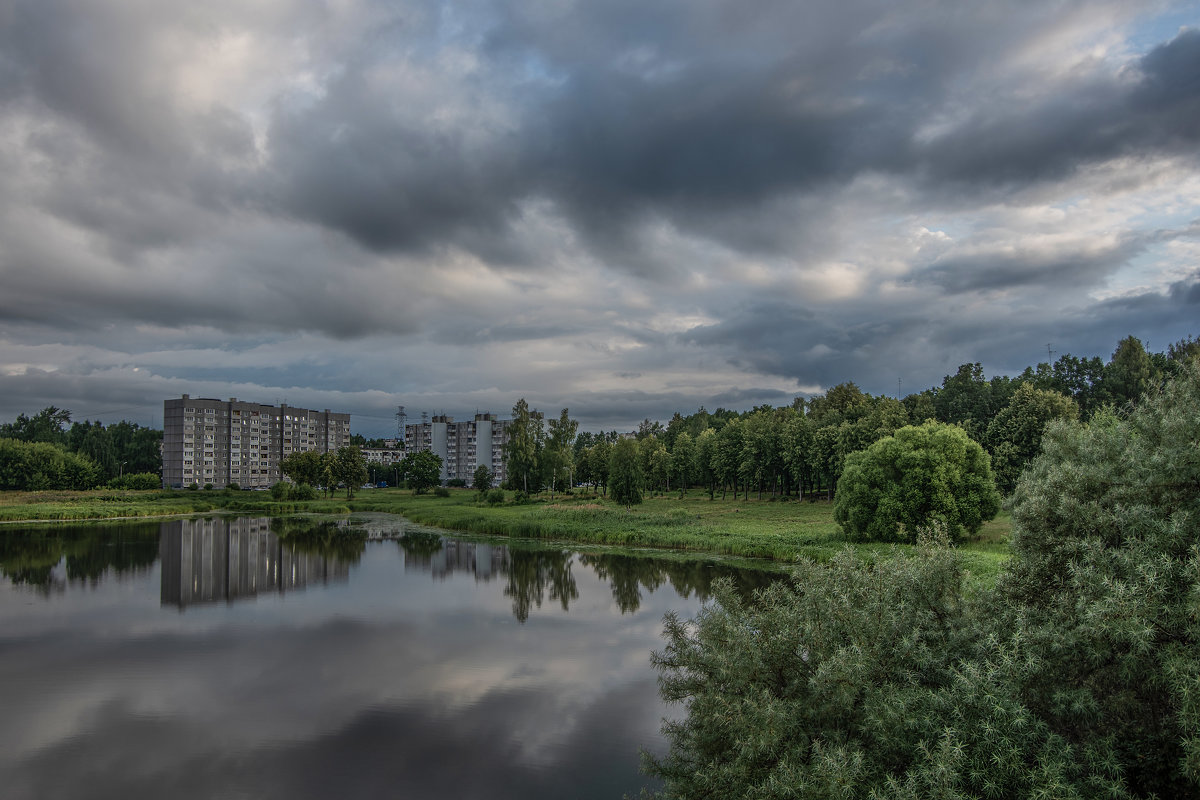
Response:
[0, 515, 780, 800]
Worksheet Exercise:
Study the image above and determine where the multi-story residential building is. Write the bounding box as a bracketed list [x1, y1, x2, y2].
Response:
[361, 447, 404, 467]
[403, 411, 533, 485]
[162, 395, 350, 488]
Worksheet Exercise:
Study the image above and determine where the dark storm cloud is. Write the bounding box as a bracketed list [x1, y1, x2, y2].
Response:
[682, 299, 937, 385]
[917, 30, 1200, 191]
[256, 2, 1200, 270]
[266, 68, 527, 258]
[913, 237, 1143, 294]
[679, 277, 1200, 401]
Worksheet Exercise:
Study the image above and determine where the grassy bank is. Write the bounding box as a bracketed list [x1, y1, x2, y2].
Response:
[0, 488, 355, 522]
[0, 487, 1012, 582]
[348, 488, 1013, 584]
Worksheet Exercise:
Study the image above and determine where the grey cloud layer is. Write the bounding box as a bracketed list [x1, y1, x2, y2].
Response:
[0, 0, 1197, 430]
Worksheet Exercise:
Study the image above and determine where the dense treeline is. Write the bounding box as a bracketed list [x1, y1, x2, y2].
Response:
[0, 407, 162, 491]
[278, 446, 370, 499]
[562, 334, 1199, 500]
[644, 361, 1200, 798]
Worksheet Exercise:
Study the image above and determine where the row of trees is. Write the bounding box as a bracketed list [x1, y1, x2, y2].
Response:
[502, 401, 579, 497]
[278, 446, 369, 499]
[0, 407, 163, 490]
[562, 334, 1197, 502]
[0, 407, 162, 485]
[0, 439, 106, 491]
[278, 446, 446, 498]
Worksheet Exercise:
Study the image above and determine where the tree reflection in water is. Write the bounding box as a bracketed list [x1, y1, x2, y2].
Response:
[0, 519, 785, 621]
[0, 521, 161, 592]
[580, 553, 784, 614]
[505, 549, 580, 623]
[269, 516, 367, 562]
[396, 530, 786, 621]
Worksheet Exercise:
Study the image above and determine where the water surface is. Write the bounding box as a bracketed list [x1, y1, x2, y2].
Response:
[0, 516, 779, 800]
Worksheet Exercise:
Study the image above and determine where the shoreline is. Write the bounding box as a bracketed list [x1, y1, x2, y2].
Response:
[0, 487, 1012, 582]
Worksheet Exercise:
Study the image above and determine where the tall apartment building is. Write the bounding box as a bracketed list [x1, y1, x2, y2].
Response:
[404, 412, 533, 485]
[162, 395, 350, 488]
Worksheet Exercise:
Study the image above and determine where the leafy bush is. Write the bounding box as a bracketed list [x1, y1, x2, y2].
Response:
[226, 482, 240, 491]
[833, 421, 1000, 542]
[446, 478, 467, 488]
[485, 488, 505, 505]
[512, 490, 531, 505]
[433, 486, 450, 497]
[292, 482, 317, 501]
[0, 438, 102, 490]
[270, 482, 291, 500]
[203, 483, 214, 491]
[106, 472, 161, 490]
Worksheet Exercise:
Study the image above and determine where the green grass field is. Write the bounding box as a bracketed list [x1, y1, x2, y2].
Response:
[349, 488, 1014, 584]
[0, 486, 1013, 584]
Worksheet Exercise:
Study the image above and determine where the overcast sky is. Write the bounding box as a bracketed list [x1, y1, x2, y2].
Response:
[1, 0, 1197, 436]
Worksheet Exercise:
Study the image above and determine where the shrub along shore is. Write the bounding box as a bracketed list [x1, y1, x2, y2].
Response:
[0, 487, 1013, 584]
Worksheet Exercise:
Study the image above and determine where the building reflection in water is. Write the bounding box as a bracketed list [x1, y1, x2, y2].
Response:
[402, 538, 509, 581]
[160, 518, 350, 609]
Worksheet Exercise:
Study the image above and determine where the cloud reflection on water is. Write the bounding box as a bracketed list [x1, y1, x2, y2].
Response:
[0, 518, 781, 799]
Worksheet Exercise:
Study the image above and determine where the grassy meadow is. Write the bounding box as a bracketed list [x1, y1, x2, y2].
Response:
[354, 489, 1013, 585]
[0, 486, 1012, 584]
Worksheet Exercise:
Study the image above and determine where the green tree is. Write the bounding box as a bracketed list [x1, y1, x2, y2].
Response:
[589, 438, 612, 496]
[807, 381, 868, 422]
[781, 414, 813, 500]
[934, 362, 995, 441]
[1050, 352, 1107, 418]
[0, 439, 101, 490]
[503, 399, 542, 493]
[692, 428, 717, 498]
[636, 418, 664, 440]
[739, 410, 782, 499]
[1101, 334, 1154, 407]
[545, 407, 578, 497]
[0, 407, 72, 445]
[647, 542, 987, 799]
[400, 449, 442, 495]
[983, 383, 1078, 494]
[280, 449, 327, 488]
[608, 437, 644, 507]
[834, 421, 1001, 543]
[74, 422, 118, 478]
[711, 418, 744, 500]
[1167, 334, 1200, 364]
[807, 424, 840, 499]
[670, 431, 695, 494]
[648, 441, 671, 493]
[997, 364, 1200, 796]
[106, 421, 162, 476]
[472, 463, 494, 494]
[332, 445, 368, 499]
